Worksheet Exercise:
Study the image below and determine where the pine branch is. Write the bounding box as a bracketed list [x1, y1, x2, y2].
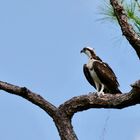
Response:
[110, 0, 140, 59]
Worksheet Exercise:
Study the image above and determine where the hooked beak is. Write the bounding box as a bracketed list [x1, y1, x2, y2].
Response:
[80, 49, 84, 53]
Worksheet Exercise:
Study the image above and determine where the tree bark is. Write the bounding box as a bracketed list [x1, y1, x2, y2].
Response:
[59, 80, 140, 118]
[0, 80, 140, 140]
[110, 0, 140, 59]
[53, 112, 78, 140]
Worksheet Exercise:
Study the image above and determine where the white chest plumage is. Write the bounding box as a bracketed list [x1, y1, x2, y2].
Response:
[86, 58, 105, 94]
[86, 59, 101, 84]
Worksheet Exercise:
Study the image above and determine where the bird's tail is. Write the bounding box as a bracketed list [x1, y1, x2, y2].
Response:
[112, 88, 122, 94]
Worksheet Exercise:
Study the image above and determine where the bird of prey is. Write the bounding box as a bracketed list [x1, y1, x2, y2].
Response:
[81, 47, 122, 95]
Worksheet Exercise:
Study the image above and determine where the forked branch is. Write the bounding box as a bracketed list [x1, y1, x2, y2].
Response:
[0, 80, 140, 140]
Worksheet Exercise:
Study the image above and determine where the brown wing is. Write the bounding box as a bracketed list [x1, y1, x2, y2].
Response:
[93, 61, 121, 93]
[103, 62, 119, 86]
[83, 64, 96, 88]
[83, 64, 110, 93]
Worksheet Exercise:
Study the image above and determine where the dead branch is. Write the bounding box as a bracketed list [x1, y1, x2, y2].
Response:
[59, 80, 140, 118]
[0, 80, 140, 140]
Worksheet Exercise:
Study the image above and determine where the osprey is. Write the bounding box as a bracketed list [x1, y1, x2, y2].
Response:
[81, 47, 122, 95]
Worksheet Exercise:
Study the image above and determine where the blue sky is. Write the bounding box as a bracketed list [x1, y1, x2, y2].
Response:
[0, 0, 140, 140]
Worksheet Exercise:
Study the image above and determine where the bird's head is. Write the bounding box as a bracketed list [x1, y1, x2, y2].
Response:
[80, 47, 96, 59]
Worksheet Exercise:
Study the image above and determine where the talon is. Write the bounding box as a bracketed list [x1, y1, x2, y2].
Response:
[96, 92, 104, 96]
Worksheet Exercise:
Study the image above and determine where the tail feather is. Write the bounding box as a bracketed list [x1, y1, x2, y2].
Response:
[103, 87, 122, 94]
[111, 88, 122, 94]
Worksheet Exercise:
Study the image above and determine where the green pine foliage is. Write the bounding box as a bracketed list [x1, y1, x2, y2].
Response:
[100, 0, 140, 34]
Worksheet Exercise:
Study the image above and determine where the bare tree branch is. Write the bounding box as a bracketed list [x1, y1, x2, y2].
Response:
[0, 81, 57, 118]
[59, 80, 140, 118]
[1, 79, 140, 140]
[0, 81, 78, 140]
[110, 0, 140, 59]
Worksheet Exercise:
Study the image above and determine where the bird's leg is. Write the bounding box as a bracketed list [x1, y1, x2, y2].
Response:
[95, 82, 99, 92]
[97, 84, 105, 96]
[95, 82, 101, 96]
